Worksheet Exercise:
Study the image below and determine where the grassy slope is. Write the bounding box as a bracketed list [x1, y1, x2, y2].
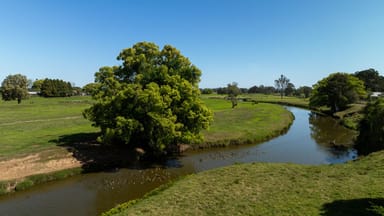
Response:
[105, 151, 384, 216]
[200, 99, 294, 148]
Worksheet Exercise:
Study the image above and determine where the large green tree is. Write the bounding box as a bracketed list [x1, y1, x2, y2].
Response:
[275, 74, 290, 99]
[84, 42, 213, 157]
[1, 74, 29, 104]
[309, 73, 366, 113]
[355, 98, 384, 155]
[354, 68, 384, 92]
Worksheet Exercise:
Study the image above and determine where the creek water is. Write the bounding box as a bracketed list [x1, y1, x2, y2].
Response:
[0, 107, 357, 216]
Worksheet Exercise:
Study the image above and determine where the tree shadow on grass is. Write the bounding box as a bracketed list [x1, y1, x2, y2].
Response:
[321, 198, 384, 216]
[50, 132, 183, 173]
[50, 132, 140, 173]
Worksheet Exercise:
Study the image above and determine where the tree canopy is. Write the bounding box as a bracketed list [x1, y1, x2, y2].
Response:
[82, 83, 100, 96]
[83, 42, 213, 157]
[1, 74, 29, 104]
[40, 78, 73, 97]
[309, 73, 366, 113]
[354, 68, 384, 92]
[275, 74, 290, 99]
[227, 82, 241, 108]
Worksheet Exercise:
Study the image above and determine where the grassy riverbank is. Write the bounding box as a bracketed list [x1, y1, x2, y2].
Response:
[0, 96, 294, 193]
[104, 150, 384, 216]
[199, 99, 294, 148]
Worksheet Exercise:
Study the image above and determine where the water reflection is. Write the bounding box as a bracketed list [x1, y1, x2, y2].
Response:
[309, 112, 356, 147]
[308, 112, 357, 160]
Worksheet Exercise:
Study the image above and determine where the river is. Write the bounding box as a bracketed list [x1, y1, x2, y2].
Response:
[0, 107, 357, 216]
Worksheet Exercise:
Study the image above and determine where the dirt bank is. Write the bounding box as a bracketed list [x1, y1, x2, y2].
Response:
[0, 150, 81, 181]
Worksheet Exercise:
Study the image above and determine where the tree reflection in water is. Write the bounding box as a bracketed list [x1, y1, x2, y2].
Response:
[308, 112, 357, 158]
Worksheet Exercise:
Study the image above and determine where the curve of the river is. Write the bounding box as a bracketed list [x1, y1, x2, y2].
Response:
[0, 107, 357, 216]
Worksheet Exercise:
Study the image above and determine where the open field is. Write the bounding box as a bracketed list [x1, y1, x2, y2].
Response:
[202, 93, 310, 107]
[0, 96, 98, 159]
[104, 150, 384, 216]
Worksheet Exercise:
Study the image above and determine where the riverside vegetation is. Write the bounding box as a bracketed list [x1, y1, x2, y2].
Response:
[0, 95, 293, 194]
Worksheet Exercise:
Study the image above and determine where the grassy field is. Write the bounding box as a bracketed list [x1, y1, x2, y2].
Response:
[200, 98, 293, 148]
[0, 96, 98, 159]
[0, 96, 293, 159]
[104, 150, 384, 216]
[202, 93, 310, 109]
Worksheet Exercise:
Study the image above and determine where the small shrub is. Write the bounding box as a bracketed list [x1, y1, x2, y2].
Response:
[15, 179, 34, 191]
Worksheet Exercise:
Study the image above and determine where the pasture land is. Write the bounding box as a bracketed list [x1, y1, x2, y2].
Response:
[0, 96, 98, 159]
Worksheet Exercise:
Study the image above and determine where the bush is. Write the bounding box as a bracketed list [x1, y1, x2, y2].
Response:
[356, 98, 384, 155]
[15, 179, 34, 191]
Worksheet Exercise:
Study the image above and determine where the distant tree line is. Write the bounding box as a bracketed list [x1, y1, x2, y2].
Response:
[38, 79, 73, 97]
[201, 84, 312, 98]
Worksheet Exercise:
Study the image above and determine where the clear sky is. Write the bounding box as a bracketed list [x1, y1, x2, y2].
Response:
[1, 0, 384, 88]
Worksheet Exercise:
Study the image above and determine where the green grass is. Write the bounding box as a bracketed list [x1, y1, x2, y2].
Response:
[244, 93, 310, 108]
[334, 103, 366, 130]
[200, 98, 294, 148]
[0, 96, 293, 159]
[104, 150, 384, 216]
[201, 93, 310, 109]
[0, 167, 82, 195]
[0, 96, 98, 159]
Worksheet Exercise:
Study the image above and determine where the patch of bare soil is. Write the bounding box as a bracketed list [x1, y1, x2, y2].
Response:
[0, 150, 82, 181]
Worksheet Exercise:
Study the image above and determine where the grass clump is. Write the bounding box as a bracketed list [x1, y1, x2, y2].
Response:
[15, 179, 34, 191]
[105, 151, 384, 216]
[1, 168, 82, 193]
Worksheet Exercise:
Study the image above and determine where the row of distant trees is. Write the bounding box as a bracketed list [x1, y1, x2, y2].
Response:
[0, 75, 86, 103]
[201, 83, 312, 98]
[201, 68, 384, 100]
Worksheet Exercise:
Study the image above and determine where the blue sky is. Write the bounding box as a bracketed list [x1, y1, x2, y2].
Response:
[1, 0, 384, 88]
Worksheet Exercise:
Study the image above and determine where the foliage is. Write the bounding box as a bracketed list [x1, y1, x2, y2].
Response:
[82, 82, 100, 96]
[274, 74, 290, 99]
[227, 82, 241, 108]
[309, 73, 366, 113]
[200, 88, 214, 94]
[40, 78, 73, 97]
[15, 179, 34, 191]
[248, 85, 276, 94]
[105, 150, 384, 216]
[284, 82, 295, 96]
[296, 86, 312, 98]
[84, 42, 213, 157]
[31, 79, 45, 91]
[1, 74, 29, 104]
[354, 68, 384, 92]
[356, 98, 384, 155]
